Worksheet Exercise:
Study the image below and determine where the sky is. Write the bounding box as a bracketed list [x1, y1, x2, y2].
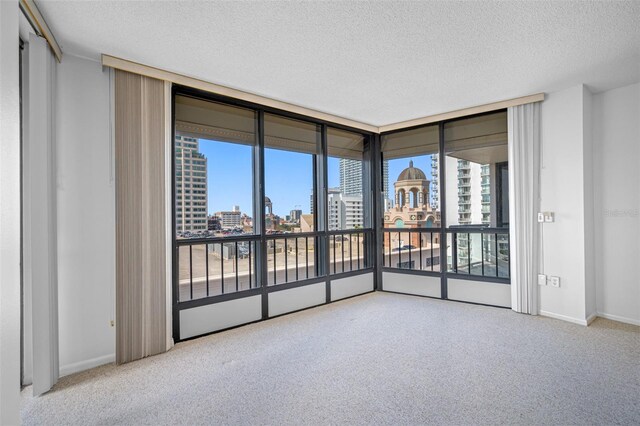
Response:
[198, 138, 434, 217]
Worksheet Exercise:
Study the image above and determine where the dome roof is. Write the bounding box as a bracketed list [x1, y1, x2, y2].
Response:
[264, 196, 272, 203]
[397, 160, 427, 181]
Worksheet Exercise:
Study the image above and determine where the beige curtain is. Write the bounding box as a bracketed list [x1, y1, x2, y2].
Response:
[115, 70, 167, 363]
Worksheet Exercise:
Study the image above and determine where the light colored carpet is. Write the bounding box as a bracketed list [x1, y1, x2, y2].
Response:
[21, 292, 640, 425]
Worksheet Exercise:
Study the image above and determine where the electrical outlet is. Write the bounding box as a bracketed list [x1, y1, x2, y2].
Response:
[110, 320, 115, 327]
[550, 276, 560, 288]
[544, 212, 555, 223]
[538, 274, 547, 286]
[537, 212, 545, 223]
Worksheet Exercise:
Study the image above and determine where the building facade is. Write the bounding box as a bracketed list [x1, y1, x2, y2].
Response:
[290, 209, 302, 223]
[384, 161, 440, 251]
[175, 135, 208, 232]
[215, 210, 242, 229]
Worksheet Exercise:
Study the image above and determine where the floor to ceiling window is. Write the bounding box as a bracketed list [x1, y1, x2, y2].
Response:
[381, 124, 441, 273]
[172, 86, 510, 340]
[264, 113, 319, 284]
[327, 127, 373, 275]
[443, 111, 510, 280]
[381, 110, 510, 306]
[172, 87, 374, 340]
[174, 95, 259, 302]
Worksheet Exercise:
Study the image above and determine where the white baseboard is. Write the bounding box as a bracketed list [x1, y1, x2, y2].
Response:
[60, 353, 115, 377]
[539, 310, 588, 326]
[539, 310, 640, 327]
[596, 312, 640, 326]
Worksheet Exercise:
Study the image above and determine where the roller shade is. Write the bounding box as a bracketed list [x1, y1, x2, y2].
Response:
[264, 113, 320, 155]
[381, 124, 439, 159]
[444, 111, 507, 152]
[327, 127, 364, 160]
[175, 95, 256, 145]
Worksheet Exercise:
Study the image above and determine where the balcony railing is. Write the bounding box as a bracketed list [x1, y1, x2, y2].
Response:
[266, 233, 318, 285]
[382, 228, 441, 272]
[447, 227, 510, 280]
[328, 229, 373, 275]
[176, 234, 260, 302]
[177, 229, 374, 302]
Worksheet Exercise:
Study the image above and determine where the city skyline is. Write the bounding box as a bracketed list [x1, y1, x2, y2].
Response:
[194, 136, 434, 218]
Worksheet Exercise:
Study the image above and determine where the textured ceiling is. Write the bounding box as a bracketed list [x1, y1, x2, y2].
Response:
[38, 1, 640, 126]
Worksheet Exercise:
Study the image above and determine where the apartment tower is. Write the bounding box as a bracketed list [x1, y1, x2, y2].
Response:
[175, 135, 208, 232]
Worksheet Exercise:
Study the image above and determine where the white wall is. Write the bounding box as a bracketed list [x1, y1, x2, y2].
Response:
[540, 82, 640, 326]
[56, 54, 115, 375]
[539, 84, 591, 324]
[592, 82, 640, 325]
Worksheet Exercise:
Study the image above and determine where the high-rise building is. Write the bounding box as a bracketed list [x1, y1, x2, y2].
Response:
[456, 160, 483, 225]
[431, 155, 439, 210]
[339, 158, 363, 196]
[339, 158, 389, 201]
[327, 188, 364, 230]
[382, 159, 389, 205]
[175, 135, 208, 232]
[327, 188, 342, 230]
[340, 195, 364, 229]
[429, 154, 485, 225]
[481, 164, 491, 225]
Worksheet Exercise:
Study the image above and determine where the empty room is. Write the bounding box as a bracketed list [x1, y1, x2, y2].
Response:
[1, 1, 639, 425]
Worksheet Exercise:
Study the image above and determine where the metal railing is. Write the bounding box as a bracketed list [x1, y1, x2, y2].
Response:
[447, 227, 510, 279]
[266, 233, 317, 286]
[382, 228, 441, 272]
[177, 229, 374, 301]
[176, 235, 259, 302]
[328, 229, 373, 275]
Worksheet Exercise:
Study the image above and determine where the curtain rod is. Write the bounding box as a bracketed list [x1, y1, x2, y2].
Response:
[20, 0, 62, 62]
[379, 93, 545, 133]
[102, 54, 544, 134]
[102, 54, 379, 133]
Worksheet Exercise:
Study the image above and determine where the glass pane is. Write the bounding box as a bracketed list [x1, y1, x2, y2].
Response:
[327, 127, 367, 231]
[329, 231, 370, 274]
[175, 96, 256, 239]
[443, 111, 510, 280]
[264, 113, 318, 233]
[497, 233, 510, 278]
[264, 114, 318, 284]
[267, 236, 316, 285]
[381, 124, 441, 270]
[178, 241, 257, 301]
[443, 111, 507, 228]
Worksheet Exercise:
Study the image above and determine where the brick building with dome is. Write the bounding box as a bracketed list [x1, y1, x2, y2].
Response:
[384, 160, 440, 251]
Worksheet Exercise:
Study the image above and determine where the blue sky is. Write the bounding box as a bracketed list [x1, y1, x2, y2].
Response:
[198, 138, 433, 217]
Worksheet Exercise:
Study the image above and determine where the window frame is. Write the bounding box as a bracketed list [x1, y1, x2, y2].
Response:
[171, 85, 376, 340]
[379, 110, 511, 302]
